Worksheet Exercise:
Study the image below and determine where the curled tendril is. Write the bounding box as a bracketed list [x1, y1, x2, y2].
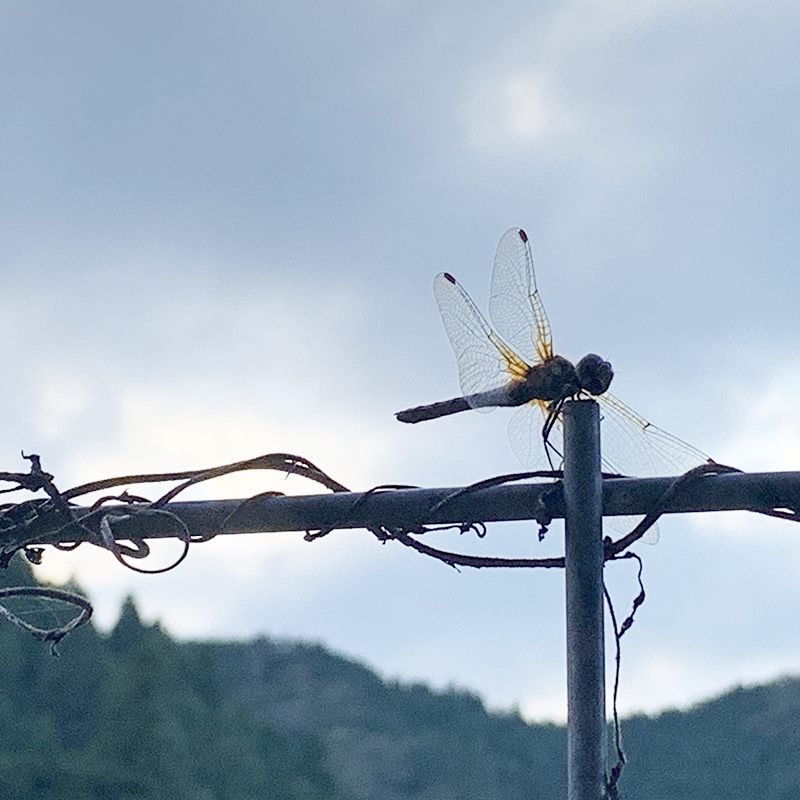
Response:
[0, 586, 92, 655]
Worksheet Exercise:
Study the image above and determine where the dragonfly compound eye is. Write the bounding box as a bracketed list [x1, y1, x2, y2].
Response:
[576, 354, 614, 396]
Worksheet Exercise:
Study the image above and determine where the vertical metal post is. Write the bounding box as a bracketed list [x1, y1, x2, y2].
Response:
[563, 400, 606, 800]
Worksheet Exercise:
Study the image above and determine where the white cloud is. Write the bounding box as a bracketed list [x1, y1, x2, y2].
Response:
[464, 70, 577, 152]
[714, 363, 800, 473]
[5, 0, 800, 724]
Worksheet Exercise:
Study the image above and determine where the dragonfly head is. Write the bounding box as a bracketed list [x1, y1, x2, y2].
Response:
[576, 353, 614, 396]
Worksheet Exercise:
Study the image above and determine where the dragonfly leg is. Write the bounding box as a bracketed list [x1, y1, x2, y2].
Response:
[542, 400, 565, 471]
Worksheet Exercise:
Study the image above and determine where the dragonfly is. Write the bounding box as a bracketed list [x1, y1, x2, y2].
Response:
[396, 227, 711, 537]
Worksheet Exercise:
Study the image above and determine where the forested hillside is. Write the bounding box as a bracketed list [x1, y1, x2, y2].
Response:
[202, 638, 800, 800]
[201, 638, 565, 799]
[1, 557, 799, 799]
[0, 557, 346, 800]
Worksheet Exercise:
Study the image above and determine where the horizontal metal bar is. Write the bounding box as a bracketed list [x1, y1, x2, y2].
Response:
[13, 469, 800, 547]
[25, 482, 560, 545]
[602, 470, 800, 516]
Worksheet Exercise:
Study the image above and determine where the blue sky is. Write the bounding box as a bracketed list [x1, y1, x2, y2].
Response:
[4, 0, 800, 720]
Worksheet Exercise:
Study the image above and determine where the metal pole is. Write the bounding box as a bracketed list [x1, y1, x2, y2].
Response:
[563, 400, 606, 800]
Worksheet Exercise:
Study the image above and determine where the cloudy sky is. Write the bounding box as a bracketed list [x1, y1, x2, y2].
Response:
[4, 0, 800, 721]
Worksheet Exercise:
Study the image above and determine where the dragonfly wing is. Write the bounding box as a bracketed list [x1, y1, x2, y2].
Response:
[489, 228, 552, 366]
[596, 393, 711, 478]
[508, 401, 559, 471]
[506, 402, 656, 542]
[434, 272, 528, 404]
[507, 394, 710, 544]
[596, 393, 711, 544]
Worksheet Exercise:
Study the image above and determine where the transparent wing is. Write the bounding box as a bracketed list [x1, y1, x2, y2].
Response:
[508, 400, 555, 471]
[489, 228, 552, 366]
[596, 393, 711, 478]
[507, 394, 711, 544]
[433, 272, 530, 403]
[598, 393, 710, 543]
[506, 402, 653, 540]
[509, 394, 709, 477]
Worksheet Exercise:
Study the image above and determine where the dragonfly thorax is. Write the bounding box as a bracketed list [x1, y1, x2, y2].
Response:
[512, 355, 582, 404]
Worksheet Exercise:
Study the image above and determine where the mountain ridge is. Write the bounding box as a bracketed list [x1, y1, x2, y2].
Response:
[2, 557, 798, 799]
[189, 634, 800, 800]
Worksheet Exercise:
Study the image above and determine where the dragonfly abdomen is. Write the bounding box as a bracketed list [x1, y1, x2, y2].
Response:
[396, 396, 472, 423]
[396, 386, 513, 423]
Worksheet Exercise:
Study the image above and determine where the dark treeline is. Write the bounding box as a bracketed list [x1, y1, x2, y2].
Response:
[0, 557, 345, 800]
[1, 557, 799, 799]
